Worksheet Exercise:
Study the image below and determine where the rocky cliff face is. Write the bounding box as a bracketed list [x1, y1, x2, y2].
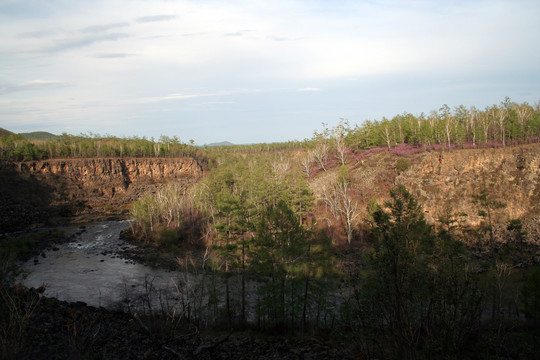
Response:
[396, 144, 540, 225]
[0, 157, 204, 231]
[17, 157, 203, 199]
[343, 143, 540, 245]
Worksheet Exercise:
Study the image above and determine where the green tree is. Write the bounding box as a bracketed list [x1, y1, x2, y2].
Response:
[368, 185, 433, 358]
[249, 201, 334, 331]
[202, 158, 252, 324]
[507, 218, 527, 244]
[250, 201, 306, 329]
[213, 191, 252, 325]
[345, 186, 482, 359]
[472, 187, 506, 254]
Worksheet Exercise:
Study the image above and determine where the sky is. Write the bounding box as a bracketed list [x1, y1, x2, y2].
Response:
[1, 0, 539, 145]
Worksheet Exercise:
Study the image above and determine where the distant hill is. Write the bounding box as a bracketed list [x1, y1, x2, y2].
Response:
[0, 128, 15, 137]
[20, 131, 57, 140]
[206, 141, 234, 147]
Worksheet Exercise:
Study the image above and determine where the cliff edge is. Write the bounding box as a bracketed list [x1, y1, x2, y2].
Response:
[0, 157, 203, 232]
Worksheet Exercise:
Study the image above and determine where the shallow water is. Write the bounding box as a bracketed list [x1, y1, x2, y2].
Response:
[20, 221, 187, 309]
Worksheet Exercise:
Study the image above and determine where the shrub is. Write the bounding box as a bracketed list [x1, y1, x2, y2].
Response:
[337, 165, 350, 187]
[0, 255, 40, 358]
[395, 158, 411, 174]
[158, 228, 181, 252]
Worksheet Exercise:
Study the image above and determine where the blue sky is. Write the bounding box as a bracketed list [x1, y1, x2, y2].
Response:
[1, 0, 539, 145]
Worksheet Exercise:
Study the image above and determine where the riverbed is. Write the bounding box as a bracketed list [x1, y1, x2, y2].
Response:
[20, 221, 190, 309]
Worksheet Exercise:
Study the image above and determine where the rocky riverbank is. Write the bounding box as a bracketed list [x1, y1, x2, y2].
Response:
[10, 291, 353, 360]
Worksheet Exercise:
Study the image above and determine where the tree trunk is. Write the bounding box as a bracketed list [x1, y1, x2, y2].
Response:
[241, 242, 246, 325]
[302, 277, 309, 333]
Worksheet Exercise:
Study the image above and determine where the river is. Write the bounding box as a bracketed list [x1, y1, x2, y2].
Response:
[20, 221, 194, 309]
[20, 220, 345, 326]
[20, 220, 263, 324]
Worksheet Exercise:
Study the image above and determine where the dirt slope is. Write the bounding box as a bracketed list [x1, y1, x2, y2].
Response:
[310, 143, 540, 246]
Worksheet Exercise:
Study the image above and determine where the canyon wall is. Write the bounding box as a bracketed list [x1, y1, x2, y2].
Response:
[396, 145, 540, 224]
[343, 143, 540, 245]
[0, 157, 204, 232]
[18, 157, 203, 199]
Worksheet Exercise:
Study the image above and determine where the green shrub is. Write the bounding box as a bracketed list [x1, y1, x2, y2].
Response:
[395, 158, 411, 174]
[158, 228, 180, 252]
[337, 165, 350, 186]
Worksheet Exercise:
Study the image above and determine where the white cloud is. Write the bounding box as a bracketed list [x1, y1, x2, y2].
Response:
[131, 93, 208, 104]
[135, 14, 177, 23]
[130, 88, 268, 104]
[0, 79, 70, 94]
[80, 22, 130, 33]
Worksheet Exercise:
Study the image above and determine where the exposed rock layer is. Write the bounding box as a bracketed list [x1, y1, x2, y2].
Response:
[18, 157, 202, 199]
[0, 157, 203, 232]
[396, 145, 540, 224]
[344, 143, 540, 245]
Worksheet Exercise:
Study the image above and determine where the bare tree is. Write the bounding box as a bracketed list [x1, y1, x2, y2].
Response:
[513, 102, 534, 141]
[271, 157, 290, 180]
[496, 106, 508, 147]
[321, 184, 341, 219]
[322, 182, 359, 244]
[440, 104, 453, 151]
[334, 124, 348, 165]
[311, 142, 329, 172]
[337, 182, 359, 244]
[428, 111, 439, 145]
[480, 108, 493, 143]
[340, 192, 359, 244]
[468, 106, 478, 146]
[382, 123, 392, 151]
[300, 152, 314, 178]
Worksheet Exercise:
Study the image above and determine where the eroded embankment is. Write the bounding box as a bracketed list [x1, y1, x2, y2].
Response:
[341, 144, 540, 244]
[0, 157, 204, 232]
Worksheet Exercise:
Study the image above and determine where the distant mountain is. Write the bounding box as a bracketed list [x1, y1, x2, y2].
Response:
[20, 131, 57, 140]
[206, 141, 235, 147]
[0, 128, 14, 137]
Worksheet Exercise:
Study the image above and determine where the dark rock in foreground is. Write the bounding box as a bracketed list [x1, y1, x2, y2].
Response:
[18, 294, 353, 360]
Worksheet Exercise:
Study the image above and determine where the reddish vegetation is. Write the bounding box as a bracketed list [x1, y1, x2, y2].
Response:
[309, 142, 540, 250]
